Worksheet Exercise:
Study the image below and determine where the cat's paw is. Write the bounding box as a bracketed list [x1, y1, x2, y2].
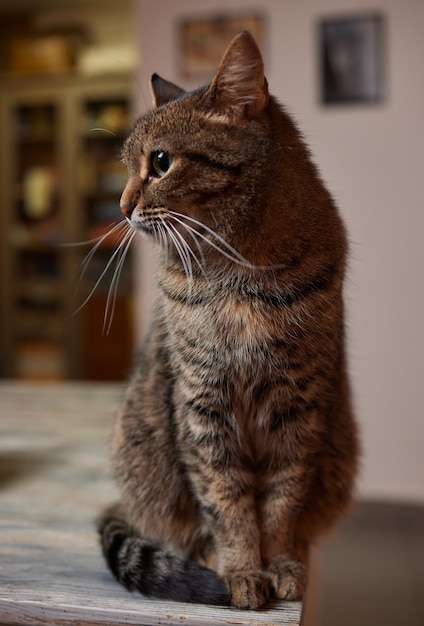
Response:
[266, 557, 307, 601]
[223, 570, 271, 609]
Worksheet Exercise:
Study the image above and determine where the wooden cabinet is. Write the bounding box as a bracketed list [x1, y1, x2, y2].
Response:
[0, 74, 135, 380]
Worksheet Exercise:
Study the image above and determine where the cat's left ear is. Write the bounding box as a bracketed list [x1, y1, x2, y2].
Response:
[150, 74, 186, 108]
[203, 31, 269, 123]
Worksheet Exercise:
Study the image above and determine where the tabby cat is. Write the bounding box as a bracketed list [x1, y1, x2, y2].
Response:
[98, 31, 359, 609]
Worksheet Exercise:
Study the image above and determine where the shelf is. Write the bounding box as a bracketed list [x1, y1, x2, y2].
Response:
[15, 340, 66, 380]
[81, 99, 129, 135]
[15, 103, 56, 133]
[15, 311, 65, 342]
[14, 278, 63, 298]
[10, 229, 63, 249]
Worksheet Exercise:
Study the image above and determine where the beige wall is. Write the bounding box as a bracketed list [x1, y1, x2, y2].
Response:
[134, 0, 424, 502]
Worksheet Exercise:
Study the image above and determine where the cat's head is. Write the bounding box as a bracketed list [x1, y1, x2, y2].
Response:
[119, 32, 282, 269]
[119, 31, 325, 272]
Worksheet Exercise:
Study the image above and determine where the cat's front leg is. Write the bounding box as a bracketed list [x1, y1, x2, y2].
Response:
[177, 394, 270, 608]
[188, 466, 271, 609]
[211, 492, 271, 609]
[258, 470, 309, 601]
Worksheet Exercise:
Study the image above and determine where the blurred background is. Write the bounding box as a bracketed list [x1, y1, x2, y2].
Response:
[0, 1, 423, 624]
[0, 0, 136, 382]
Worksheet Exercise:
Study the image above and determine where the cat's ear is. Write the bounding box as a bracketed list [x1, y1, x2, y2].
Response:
[203, 31, 269, 123]
[150, 74, 186, 108]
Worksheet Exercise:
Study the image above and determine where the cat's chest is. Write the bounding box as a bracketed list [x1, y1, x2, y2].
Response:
[164, 289, 284, 376]
[163, 289, 304, 460]
[172, 293, 270, 343]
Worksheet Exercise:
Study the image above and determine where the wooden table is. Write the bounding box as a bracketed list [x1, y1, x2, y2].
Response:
[0, 382, 304, 625]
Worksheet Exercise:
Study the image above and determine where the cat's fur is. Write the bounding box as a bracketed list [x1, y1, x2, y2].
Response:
[98, 32, 359, 609]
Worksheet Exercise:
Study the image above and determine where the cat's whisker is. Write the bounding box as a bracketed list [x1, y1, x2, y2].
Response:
[166, 221, 209, 284]
[168, 212, 258, 269]
[71, 221, 129, 311]
[103, 228, 136, 335]
[167, 223, 204, 291]
[88, 127, 118, 137]
[62, 220, 128, 249]
[150, 221, 163, 248]
[160, 219, 194, 288]
[78, 220, 129, 282]
[169, 211, 285, 271]
[157, 222, 170, 262]
[157, 218, 171, 245]
[154, 222, 166, 263]
[160, 223, 173, 272]
[165, 215, 208, 277]
[106, 230, 136, 335]
[160, 219, 196, 289]
[74, 224, 133, 318]
[169, 211, 250, 265]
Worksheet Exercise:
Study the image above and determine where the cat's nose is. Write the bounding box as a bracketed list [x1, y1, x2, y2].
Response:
[120, 178, 140, 218]
[120, 202, 135, 218]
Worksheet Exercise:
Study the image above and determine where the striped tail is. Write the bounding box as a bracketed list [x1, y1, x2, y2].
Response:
[98, 506, 230, 606]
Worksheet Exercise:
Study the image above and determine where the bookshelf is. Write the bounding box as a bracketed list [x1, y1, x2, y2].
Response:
[0, 74, 135, 380]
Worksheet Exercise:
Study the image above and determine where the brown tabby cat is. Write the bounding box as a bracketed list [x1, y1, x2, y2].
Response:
[98, 31, 359, 609]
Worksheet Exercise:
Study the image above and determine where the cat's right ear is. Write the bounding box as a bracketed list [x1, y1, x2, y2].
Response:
[202, 31, 269, 123]
[150, 74, 186, 108]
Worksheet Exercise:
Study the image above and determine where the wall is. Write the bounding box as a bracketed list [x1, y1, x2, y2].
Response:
[134, 0, 424, 502]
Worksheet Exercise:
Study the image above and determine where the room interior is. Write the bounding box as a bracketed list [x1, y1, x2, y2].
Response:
[0, 1, 423, 625]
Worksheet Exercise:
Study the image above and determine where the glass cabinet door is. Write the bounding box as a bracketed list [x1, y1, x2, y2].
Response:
[0, 77, 134, 381]
[10, 101, 66, 380]
[77, 96, 134, 380]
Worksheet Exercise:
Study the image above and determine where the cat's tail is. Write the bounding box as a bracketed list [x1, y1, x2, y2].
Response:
[97, 505, 230, 606]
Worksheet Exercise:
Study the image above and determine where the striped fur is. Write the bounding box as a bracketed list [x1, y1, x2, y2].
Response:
[98, 32, 359, 609]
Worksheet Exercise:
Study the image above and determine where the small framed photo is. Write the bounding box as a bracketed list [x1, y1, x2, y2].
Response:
[179, 13, 263, 80]
[319, 13, 385, 105]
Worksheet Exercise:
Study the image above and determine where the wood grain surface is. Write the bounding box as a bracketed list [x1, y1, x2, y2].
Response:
[0, 382, 303, 625]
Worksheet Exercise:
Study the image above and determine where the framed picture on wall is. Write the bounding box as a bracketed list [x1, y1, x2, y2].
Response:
[179, 13, 263, 80]
[319, 13, 385, 104]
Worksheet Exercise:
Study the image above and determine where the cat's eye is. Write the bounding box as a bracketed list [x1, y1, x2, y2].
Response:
[151, 151, 173, 178]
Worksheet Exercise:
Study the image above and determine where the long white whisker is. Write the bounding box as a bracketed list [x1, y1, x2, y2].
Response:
[63, 220, 128, 248]
[157, 222, 170, 266]
[167, 222, 198, 284]
[103, 228, 136, 335]
[170, 215, 256, 268]
[104, 230, 135, 335]
[88, 127, 118, 137]
[72, 221, 129, 311]
[150, 219, 168, 250]
[169, 210, 285, 271]
[166, 215, 207, 272]
[159, 218, 193, 286]
[167, 221, 209, 283]
[74, 227, 134, 317]
[166, 225, 193, 285]
[169, 211, 252, 266]
[103, 237, 127, 334]
[162, 223, 170, 262]
[78, 221, 129, 285]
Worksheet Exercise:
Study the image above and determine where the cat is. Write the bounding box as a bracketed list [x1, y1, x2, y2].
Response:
[98, 31, 359, 610]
